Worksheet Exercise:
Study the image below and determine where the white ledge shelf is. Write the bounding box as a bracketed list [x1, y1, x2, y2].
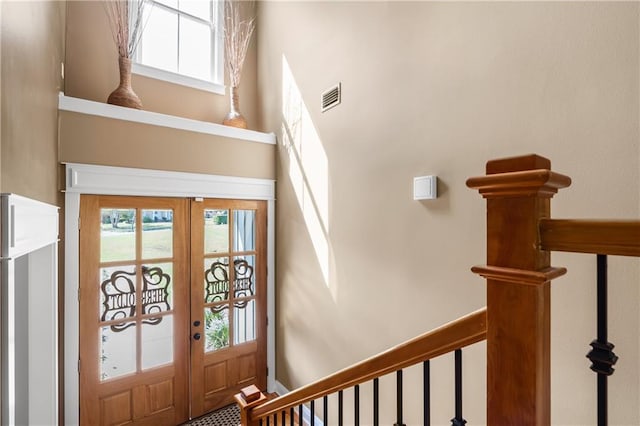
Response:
[58, 93, 276, 145]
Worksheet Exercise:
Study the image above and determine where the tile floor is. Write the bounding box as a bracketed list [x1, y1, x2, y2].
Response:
[182, 404, 240, 426]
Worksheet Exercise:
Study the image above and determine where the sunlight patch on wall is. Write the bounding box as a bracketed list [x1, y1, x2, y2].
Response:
[281, 55, 330, 287]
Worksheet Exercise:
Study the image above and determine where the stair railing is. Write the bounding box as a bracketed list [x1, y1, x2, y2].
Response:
[539, 220, 639, 426]
[236, 308, 487, 425]
[467, 154, 640, 426]
[237, 154, 640, 426]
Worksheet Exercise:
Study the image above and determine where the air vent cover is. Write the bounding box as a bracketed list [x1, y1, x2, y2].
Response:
[321, 83, 341, 112]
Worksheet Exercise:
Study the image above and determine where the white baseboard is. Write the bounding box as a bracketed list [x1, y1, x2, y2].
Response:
[273, 381, 324, 426]
[273, 380, 290, 397]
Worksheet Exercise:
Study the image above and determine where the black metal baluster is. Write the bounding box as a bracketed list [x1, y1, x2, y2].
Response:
[451, 349, 467, 426]
[338, 390, 344, 426]
[394, 370, 406, 426]
[290, 407, 294, 426]
[354, 385, 360, 425]
[298, 405, 303, 426]
[586, 254, 618, 426]
[311, 400, 315, 426]
[424, 360, 431, 426]
[323, 396, 328, 426]
[373, 378, 379, 426]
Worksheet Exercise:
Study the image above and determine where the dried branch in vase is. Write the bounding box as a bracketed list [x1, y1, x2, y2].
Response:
[222, 0, 255, 128]
[103, 0, 147, 59]
[224, 0, 255, 88]
[103, 0, 148, 109]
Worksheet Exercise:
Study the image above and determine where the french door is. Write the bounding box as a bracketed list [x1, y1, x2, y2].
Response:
[190, 199, 267, 417]
[79, 196, 266, 425]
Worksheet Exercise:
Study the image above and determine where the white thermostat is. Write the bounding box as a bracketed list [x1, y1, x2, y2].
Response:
[413, 175, 437, 200]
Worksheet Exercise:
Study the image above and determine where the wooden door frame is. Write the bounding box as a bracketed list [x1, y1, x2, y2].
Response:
[64, 163, 276, 425]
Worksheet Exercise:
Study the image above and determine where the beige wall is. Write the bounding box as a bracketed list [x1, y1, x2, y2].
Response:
[1, 0, 65, 206]
[59, 111, 275, 179]
[64, 1, 259, 129]
[62, 1, 271, 181]
[258, 2, 640, 425]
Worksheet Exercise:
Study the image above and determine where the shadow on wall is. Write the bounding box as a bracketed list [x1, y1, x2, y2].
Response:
[280, 55, 335, 297]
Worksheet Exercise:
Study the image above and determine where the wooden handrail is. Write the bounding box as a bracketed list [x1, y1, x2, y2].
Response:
[237, 154, 639, 426]
[540, 219, 640, 257]
[246, 307, 487, 421]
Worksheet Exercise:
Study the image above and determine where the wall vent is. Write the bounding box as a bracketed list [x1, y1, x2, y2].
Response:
[321, 83, 341, 112]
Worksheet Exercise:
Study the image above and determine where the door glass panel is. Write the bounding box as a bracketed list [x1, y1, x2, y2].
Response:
[100, 265, 137, 322]
[234, 299, 256, 345]
[204, 209, 229, 254]
[142, 209, 173, 259]
[141, 263, 173, 314]
[233, 255, 255, 299]
[233, 210, 256, 252]
[100, 322, 136, 381]
[205, 305, 229, 352]
[204, 257, 229, 303]
[100, 209, 136, 262]
[142, 316, 174, 370]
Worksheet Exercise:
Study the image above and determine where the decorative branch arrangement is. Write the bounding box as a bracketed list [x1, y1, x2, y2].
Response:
[224, 0, 255, 88]
[103, 0, 147, 59]
[103, 0, 148, 109]
[222, 0, 255, 128]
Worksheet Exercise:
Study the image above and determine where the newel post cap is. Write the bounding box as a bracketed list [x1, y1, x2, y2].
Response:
[235, 385, 267, 426]
[466, 154, 571, 198]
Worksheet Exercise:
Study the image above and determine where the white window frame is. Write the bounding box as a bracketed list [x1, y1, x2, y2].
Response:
[132, 0, 225, 95]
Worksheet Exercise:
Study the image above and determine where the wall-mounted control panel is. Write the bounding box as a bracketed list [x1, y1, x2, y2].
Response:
[413, 175, 437, 200]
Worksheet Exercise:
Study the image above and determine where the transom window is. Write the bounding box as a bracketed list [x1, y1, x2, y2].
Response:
[133, 0, 224, 94]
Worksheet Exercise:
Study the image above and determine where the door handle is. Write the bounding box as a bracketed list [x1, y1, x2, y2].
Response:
[193, 320, 201, 327]
[193, 332, 201, 340]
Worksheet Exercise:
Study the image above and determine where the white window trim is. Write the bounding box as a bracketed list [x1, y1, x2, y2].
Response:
[132, 62, 225, 95]
[64, 164, 276, 425]
[133, 0, 225, 95]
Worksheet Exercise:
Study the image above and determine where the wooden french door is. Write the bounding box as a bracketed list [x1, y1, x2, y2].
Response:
[190, 199, 267, 417]
[79, 196, 190, 426]
[79, 196, 267, 425]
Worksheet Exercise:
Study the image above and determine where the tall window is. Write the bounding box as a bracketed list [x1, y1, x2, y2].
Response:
[133, 0, 224, 94]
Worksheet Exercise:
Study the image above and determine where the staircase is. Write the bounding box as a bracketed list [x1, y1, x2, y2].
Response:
[235, 154, 640, 426]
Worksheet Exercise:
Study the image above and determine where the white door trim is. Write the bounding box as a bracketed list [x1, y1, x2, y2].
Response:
[64, 164, 276, 425]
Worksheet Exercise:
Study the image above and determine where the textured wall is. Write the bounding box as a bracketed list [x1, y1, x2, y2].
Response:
[1, 0, 65, 205]
[257, 2, 640, 425]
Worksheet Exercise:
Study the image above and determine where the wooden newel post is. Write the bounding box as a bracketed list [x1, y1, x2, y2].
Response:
[467, 154, 571, 425]
[235, 385, 267, 426]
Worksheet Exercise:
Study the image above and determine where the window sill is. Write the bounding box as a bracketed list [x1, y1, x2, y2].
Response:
[58, 93, 276, 145]
[132, 63, 225, 95]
